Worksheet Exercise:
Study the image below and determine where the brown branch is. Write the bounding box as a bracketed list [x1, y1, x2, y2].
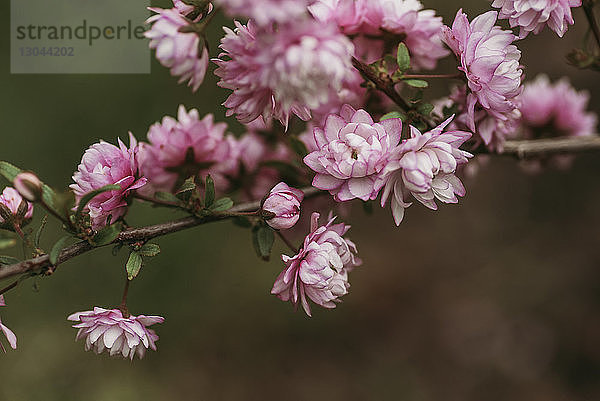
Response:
[499, 136, 600, 158]
[351, 57, 411, 111]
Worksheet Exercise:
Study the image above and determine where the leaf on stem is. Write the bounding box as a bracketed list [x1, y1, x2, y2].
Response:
[204, 175, 215, 207]
[75, 185, 121, 217]
[139, 243, 160, 257]
[252, 225, 274, 261]
[50, 235, 71, 265]
[126, 251, 143, 280]
[396, 43, 411, 73]
[91, 223, 122, 246]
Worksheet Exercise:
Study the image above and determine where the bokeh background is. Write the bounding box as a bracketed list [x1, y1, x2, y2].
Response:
[1, 1, 599, 400]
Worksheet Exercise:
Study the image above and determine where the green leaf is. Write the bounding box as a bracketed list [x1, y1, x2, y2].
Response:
[50, 235, 70, 265]
[154, 192, 180, 203]
[380, 111, 406, 121]
[210, 197, 234, 212]
[76, 185, 121, 217]
[404, 79, 429, 88]
[0, 161, 22, 183]
[139, 243, 160, 257]
[0, 238, 17, 250]
[0, 256, 20, 265]
[34, 215, 48, 248]
[396, 43, 411, 72]
[252, 225, 274, 260]
[417, 103, 434, 116]
[177, 177, 196, 194]
[289, 137, 309, 158]
[126, 251, 143, 280]
[204, 175, 215, 207]
[91, 224, 122, 246]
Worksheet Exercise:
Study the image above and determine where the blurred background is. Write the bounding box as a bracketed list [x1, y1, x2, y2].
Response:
[1, 1, 599, 400]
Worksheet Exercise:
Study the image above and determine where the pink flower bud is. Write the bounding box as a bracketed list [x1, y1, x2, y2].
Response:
[261, 182, 304, 230]
[14, 172, 43, 202]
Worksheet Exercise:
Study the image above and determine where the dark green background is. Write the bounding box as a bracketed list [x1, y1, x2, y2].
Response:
[1, 1, 599, 400]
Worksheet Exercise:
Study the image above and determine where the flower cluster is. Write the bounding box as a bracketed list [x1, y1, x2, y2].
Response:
[0, 295, 17, 352]
[68, 308, 164, 360]
[310, 0, 448, 69]
[442, 10, 523, 139]
[0, 186, 34, 229]
[139, 105, 238, 196]
[216, 0, 314, 26]
[70, 133, 146, 230]
[271, 212, 360, 316]
[492, 0, 582, 38]
[214, 19, 354, 127]
[145, 2, 211, 92]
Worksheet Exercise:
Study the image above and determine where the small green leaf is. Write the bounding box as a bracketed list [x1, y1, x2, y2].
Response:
[0, 255, 20, 265]
[204, 175, 215, 207]
[0, 161, 22, 183]
[0, 238, 17, 250]
[289, 137, 309, 158]
[34, 215, 48, 248]
[50, 235, 71, 265]
[76, 185, 121, 217]
[396, 43, 411, 72]
[139, 243, 160, 257]
[417, 103, 434, 116]
[253, 225, 274, 261]
[177, 177, 196, 194]
[404, 79, 429, 88]
[380, 111, 406, 121]
[91, 224, 122, 246]
[126, 251, 143, 280]
[210, 197, 234, 212]
[154, 192, 180, 203]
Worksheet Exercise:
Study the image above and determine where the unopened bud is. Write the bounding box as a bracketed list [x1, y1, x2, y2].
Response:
[14, 172, 43, 202]
[261, 182, 304, 230]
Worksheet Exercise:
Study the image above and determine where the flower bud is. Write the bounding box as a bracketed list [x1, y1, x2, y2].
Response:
[14, 172, 43, 202]
[0, 187, 34, 229]
[261, 182, 304, 230]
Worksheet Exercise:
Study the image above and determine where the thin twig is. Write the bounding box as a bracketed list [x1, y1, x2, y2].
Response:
[276, 231, 300, 254]
[583, 0, 600, 50]
[351, 57, 411, 111]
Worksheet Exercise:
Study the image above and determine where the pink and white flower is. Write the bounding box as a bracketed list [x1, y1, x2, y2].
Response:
[304, 105, 402, 202]
[492, 0, 582, 38]
[271, 212, 361, 316]
[309, 0, 449, 69]
[0, 187, 34, 229]
[145, 4, 210, 92]
[0, 295, 17, 352]
[441, 10, 523, 133]
[213, 19, 354, 127]
[70, 133, 146, 230]
[139, 105, 238, 195]
[381, 117, 472, 225]
[262, 182, 304, 230]
[68, 307, 164, 360]
[216, 0, 314, 26]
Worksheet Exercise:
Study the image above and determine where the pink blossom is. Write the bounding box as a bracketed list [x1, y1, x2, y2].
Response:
[492, 0, 581, 38]
[0, 187, 34, 227]
[13, 172, 42, 202]
[262, 183, 304, 230]
[145, 5, 210, 92]
[381, 117, 472, 225]
[70, 133, 147, 230]
[304, 105, 402, 202]
[213, 19, 354, 128]
[0, 295, 17, 352]
[309, 0, 448, 69]
[139, 105, 238, 195]
[271, 212, 361, 316]
[441, 10, 523, 133]
[518, 75, 597, 138]
[216, 0, 314, 26]
[68, 307, 164, 360]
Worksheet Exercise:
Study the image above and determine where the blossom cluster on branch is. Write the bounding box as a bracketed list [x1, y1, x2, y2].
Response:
[0, 0, 599, 358]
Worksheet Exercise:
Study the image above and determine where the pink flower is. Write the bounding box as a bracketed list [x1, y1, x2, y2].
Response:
[381, 117, 472, 225]
[13, 172, 42, 202]
[138, 105, 238, 195]
[262, 183, 304, 230]
[309, 0, 448, 69]
[492, 0, 582, 38]
[0, 187, 34, 228]
[441, 10, 523, 133]
[271, 212, 361, 316]
[68, 307, 164, 360]
[304, 105, 402, 202]
[213, 19, 354, 127]
[0, 295, 17, 352]
[216, 0, 314, 25]
[145, 5, 210, 92]
[518, 75, 597, 138]
[70, 133, 147, 230]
